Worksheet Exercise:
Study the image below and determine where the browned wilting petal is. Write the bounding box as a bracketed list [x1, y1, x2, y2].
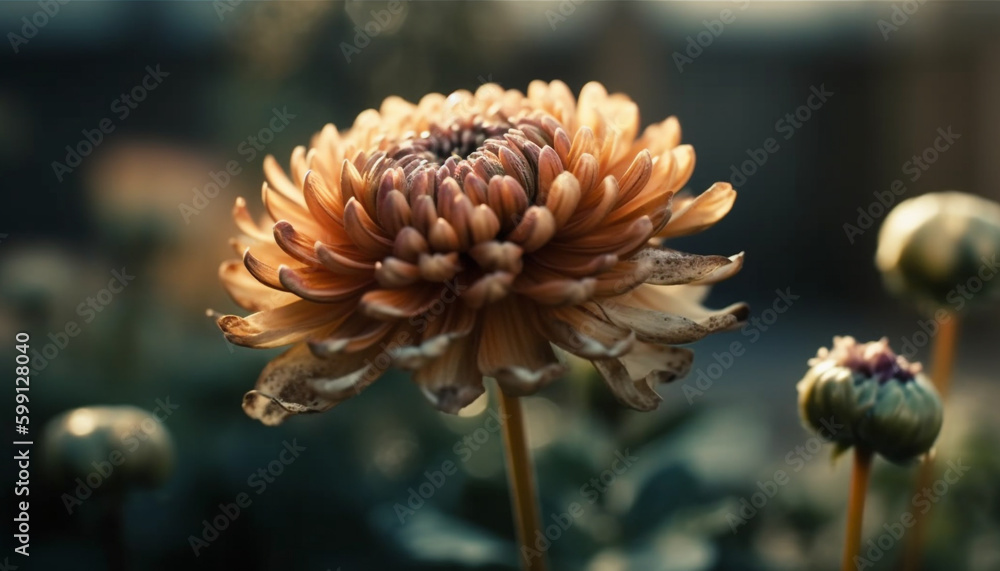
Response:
[218, 80, 747, 422]
[413, 334, 485, 413]
[627, 283, 750, 327]
[595, 298, 739, 345]
[390, 303, 477, 371]
[629, 248, 744, 286]
[308, 312, 395, 357]
[242, 343, 383, 426]
[592, 344, 694, 411]
[478, 298, 566, 396]
[540, 304, 635, 359]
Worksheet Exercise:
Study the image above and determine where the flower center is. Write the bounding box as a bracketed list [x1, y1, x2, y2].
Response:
[390, 121, 514, 167]
[422, 122, 514, 163]
[814, 337, 920, 384]
[373, 117, 547, 208]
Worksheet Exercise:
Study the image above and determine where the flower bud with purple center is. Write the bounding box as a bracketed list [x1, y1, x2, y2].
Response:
[797, 336, 943, 464]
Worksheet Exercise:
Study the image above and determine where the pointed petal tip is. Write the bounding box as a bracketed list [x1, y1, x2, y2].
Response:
[493, 363, 567, 397]
[422, 384, 487, 415]
[242, 391, 291, 426]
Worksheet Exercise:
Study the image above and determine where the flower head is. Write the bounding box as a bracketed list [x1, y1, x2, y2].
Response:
[216, 81, 747, 424]
[797, 336, 943, 464]
[876, 191, 1000, 310]
[42, 406, 175, 492]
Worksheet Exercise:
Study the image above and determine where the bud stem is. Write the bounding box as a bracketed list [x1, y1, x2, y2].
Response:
[499, 390, 547, 571]
[842, 447, 873, 571]
[100, 493, 127, 571]
[902, 312, 960, 570]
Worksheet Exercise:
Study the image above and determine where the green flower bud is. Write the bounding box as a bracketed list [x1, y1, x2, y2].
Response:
[876, 191, 1000, 310]
[797, 337, 943, 464]
[42, 406, 175, 494]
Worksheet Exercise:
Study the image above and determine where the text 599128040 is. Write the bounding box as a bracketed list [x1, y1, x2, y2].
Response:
[13, 332, 32, 558]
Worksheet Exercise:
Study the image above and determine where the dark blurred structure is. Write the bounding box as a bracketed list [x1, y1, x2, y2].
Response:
[2, 2, 1000, 570]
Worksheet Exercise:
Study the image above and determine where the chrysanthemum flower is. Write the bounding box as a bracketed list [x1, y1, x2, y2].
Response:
[217, 81, 747, 425]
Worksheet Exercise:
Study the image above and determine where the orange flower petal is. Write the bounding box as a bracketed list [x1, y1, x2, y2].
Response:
[273, 221, 320, 265]
[263, 154, 307, 208]
[541, 304, 635, 359]
[218, 300, 346, 348]
[418, 252, 462, 282]
[469, 241, 523, 274]
[343, 198, 393, 255]
[413, 334, 485, 414]
[219, 260, 297, 312]
[373, 257, 421, 288]
[545, 172, 582, 229]
[658, 182, 737, 238]
[308, 313, 395, 356]
[232, 197, 272, 242]
[507, 206, 557, 253]
[278, 266, 372, 303]
[478, 299, 565, 396]
[462, 271, 515, 309]
[360, 283, 448, 320]
[243, 248, 288, 291]
[315, 241, 376, 274]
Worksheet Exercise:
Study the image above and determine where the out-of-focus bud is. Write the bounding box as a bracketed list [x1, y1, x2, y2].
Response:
[42, 406, 175, 494]
[876, 191, 1000, 310]
[797, 337, 943, 464]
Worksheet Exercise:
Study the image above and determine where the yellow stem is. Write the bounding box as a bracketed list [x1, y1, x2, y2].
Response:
[901, 312, 959, 571]
[499, 391, 547, 571]
[843, 447, 873, 571]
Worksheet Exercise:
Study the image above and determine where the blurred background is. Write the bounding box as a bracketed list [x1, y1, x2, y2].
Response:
[2, 1, 1000, 570]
